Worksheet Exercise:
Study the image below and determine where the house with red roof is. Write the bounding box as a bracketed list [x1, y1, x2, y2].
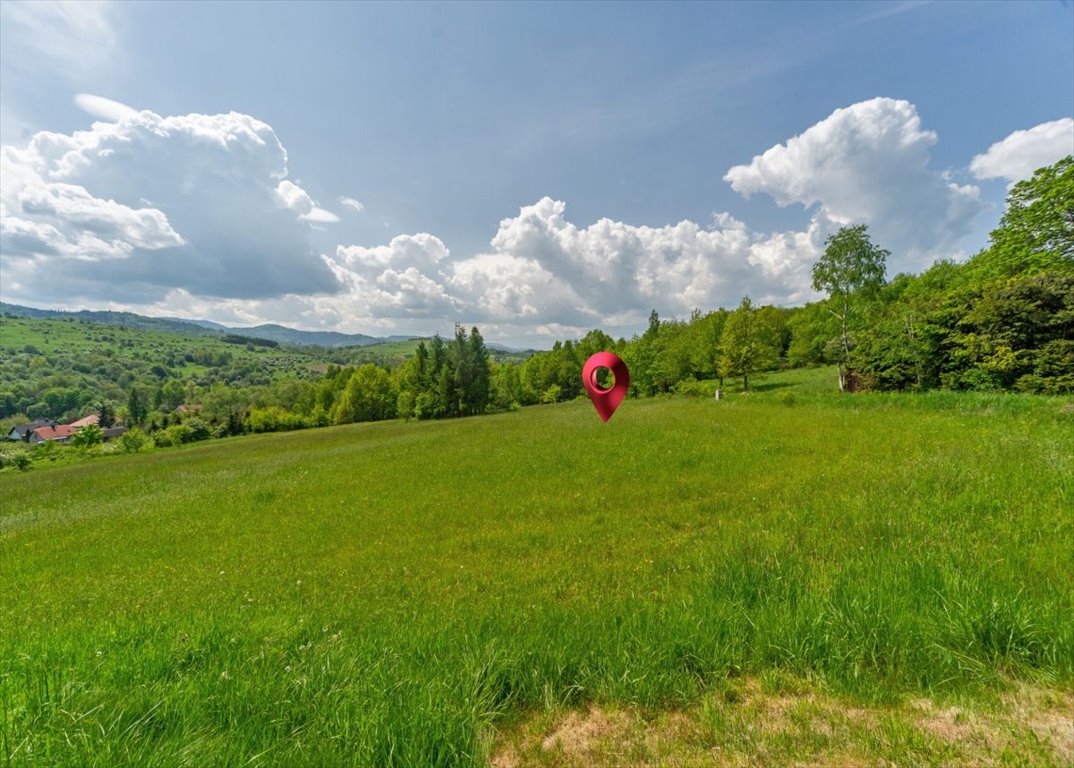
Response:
[29, 425, 77, 444]
[7, 419, 55, 442]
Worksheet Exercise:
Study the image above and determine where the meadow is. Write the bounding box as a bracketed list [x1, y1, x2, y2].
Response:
[2, 368, 1072, 766]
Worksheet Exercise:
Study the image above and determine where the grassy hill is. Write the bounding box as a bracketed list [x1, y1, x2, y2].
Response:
[2, 370, 1071, 766]
[0, 302, 392, 348]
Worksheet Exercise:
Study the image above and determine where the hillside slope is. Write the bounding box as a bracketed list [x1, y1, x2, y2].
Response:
[2, 380, 1071, 766]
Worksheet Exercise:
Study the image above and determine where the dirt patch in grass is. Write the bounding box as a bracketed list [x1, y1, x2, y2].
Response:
[490, 679, 1074, 767]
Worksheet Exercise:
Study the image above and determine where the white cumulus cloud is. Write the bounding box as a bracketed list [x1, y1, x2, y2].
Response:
[277, 180, 339, 223]
[3, 97, 1004, 345]
[724, 97, 986, 271]
[969, 118, 1074, 186]
[1, 110, 343, 303]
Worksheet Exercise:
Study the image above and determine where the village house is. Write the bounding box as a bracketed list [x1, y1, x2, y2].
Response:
[28, 424, 77, 444]
[12, 413, 127, 445]
[7, 418, 55, 442]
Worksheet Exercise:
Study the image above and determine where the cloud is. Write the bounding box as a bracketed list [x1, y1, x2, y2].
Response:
[3, 98, 998, 346]
[724, 97, 985, 270]
[74, 94, 138, 123]
[450, 198, 768, 323]
[311, 197, 814, 339]
[339, 196, 365, 213]
[1, 110, 343, 303]
[1, 1, 119, 77]
[277, 180, 339, 223]
[969, 118, 1074, 186]
[327, 234, 461, 318]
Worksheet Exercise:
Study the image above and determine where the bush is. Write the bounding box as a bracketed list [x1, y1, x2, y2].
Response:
[673, 377, 710, 398]
[32, 439, 59, 461]
[154, 424, 194, 447]
[184, 417, 212, 442]
[0, 447, 32, 471]
[246, 406, 308, 433]
[119, 427, 149, 453]
[71, 424, 104, 447]
[540, 384, 562, 404]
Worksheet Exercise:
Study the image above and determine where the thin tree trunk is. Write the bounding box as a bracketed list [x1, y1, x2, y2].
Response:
[839, 295, 851, 393]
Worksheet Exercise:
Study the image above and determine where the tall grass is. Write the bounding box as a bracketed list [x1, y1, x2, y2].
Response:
[2, 368, 1071, 766]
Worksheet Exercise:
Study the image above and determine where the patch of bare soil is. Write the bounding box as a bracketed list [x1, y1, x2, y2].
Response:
[490, 680, 1073, 768]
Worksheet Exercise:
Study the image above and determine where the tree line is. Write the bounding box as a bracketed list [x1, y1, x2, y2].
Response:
[2, 155, 1070, 454]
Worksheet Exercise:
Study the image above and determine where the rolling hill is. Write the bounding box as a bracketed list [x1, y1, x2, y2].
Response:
[2, 370, 1070, 766]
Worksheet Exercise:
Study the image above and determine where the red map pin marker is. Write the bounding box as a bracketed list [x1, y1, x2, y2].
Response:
[582, 352, 630, 423]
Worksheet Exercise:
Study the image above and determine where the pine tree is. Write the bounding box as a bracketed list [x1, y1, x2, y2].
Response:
[98, 400, 116, 428]
[466, 327, 491, 415]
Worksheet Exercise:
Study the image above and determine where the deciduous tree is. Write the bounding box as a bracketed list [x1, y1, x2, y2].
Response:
[811, 225, 889, 391]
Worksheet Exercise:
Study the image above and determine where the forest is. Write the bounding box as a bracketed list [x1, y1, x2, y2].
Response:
[0, 155, 1070, 465]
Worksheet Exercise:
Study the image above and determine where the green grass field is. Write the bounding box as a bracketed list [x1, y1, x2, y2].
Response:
[2, 368, 1072, 766]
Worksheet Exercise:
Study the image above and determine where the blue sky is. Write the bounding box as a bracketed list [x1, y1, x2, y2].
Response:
[1, 0, 1072, 346]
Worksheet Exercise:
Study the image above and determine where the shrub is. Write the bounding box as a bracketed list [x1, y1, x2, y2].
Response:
[540, 384, 562, 404]
[246, 406, 308, 433]
[71, 424, 104, 447]
[0, 447, 32, 471]
[184, 417, 212, 442]
[673, 377, 709, 398]
[154, 424, 194, 447]
[32, 439, 59, 461]
[119, 427, 149, 453]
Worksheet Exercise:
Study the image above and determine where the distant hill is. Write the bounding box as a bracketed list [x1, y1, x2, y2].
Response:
[1, 303, 223, 337]
[0, 303, 417, 349]
[217, 323, 384, 348]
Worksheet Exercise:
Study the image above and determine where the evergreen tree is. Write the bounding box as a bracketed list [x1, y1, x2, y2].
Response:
[465, 327, 491, 415]
[127, 387, 148, 425]
[97, 400, 116, 428]
[436, 363, 460, 418]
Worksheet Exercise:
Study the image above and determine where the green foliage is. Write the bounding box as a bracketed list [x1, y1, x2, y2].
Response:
[127, 387, 148, 425]
[812, 225, 889, 300]
[846, 160, 1074, 395]
[31, 437, 59, 461]
[972, 155, 1074, 279]
[0, 445, 32, 470]
[97, 400, 116, 428]
[539, 383, 562, 404]
[333, 364, 397, 423]
[153, 423, 202, 447]
[246, 406, 308, 433]
[158, 379, 185, 411]
[718, 296, 779, 391]
[70, 424, 103, 447]
[183, 417, 212, 441]
[118, 427, 149, 453]
[812, 225, 889, 390]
